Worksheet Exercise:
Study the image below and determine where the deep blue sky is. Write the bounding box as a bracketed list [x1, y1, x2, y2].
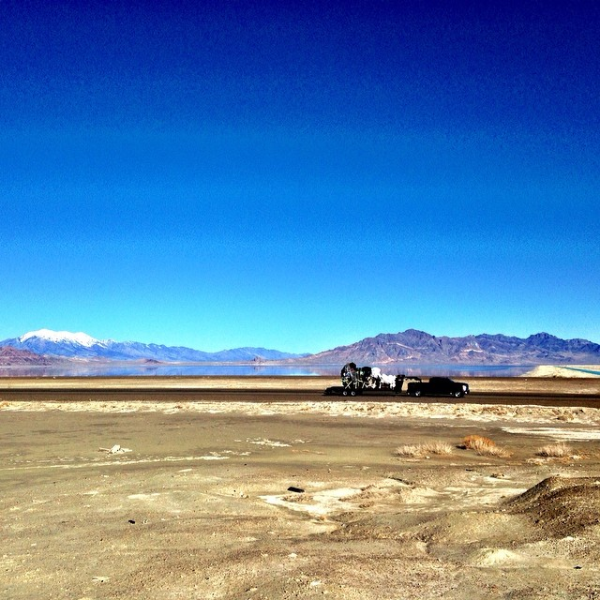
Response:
[1, 0, 599, 352]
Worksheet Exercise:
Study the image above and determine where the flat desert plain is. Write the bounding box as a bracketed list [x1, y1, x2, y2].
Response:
[2, 373, 600, 600]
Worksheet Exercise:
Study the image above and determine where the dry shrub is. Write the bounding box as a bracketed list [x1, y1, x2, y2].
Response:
[536, 443, 573, 458]
[461, 435, 511, 458]
[462, 435, 496, 450]
[395, 444, 423, 457]
[425, 441, 453, 455]
[395, 445, 419, 457]
[395, 442, 453, 458]
[482, 445, 512, 459]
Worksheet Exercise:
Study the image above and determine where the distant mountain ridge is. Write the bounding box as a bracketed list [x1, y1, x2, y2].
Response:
[295, 329, 600, 366]
[0, 329, 306, 363]
[1, 328, 599, 367]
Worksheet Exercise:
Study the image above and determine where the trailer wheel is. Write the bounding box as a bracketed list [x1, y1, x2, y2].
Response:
[350, 389, 357, 397]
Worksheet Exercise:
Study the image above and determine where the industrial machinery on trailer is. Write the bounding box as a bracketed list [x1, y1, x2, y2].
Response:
[324, 364, 468, 398]
[324, 363, 416, 396]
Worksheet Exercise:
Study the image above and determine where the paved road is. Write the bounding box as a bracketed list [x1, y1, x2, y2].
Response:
[1, 387, 599, 409]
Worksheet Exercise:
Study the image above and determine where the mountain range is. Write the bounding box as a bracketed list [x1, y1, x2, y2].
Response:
[297, 329, 600, 365]
[1, 328, 599, 366]
[0, 329, 305, 363]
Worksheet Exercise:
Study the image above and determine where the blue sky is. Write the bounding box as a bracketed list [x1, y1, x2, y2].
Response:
[1, 0, 599, 353]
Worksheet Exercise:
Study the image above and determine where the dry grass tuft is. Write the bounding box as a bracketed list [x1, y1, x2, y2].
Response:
[462, 434, 496, 450]
[425, 441, 454, 455]
[536, 443, 573, 458]
[460, 435, 511, 458]
[395, 442, 453, 458]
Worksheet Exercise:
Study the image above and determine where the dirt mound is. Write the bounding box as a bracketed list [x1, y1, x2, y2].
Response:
[506, 476, 600, 537]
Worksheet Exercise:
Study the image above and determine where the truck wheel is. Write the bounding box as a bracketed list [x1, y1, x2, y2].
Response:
[413, 389, 422, 397]
[453, 390, 463, 398]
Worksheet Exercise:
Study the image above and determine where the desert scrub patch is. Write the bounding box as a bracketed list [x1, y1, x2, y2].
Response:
[460, 435, 511, 458]
[460, 434, 495, 450]
[536, 443, 573, 458]
[395, 442, 453, 458]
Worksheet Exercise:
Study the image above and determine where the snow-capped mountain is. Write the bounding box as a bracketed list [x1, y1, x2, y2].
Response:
[19, 329, 100, 347]
[6, 329, 110, 358]
[4, 328, 599, 367]
[0, 329, 306, 362]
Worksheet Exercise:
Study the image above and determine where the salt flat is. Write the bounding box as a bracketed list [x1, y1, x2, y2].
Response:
[2, 375, 600, 599]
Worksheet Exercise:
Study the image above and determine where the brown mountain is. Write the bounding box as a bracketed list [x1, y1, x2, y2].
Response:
[0, 346, 61, 366]
[296, 330, 600, 366]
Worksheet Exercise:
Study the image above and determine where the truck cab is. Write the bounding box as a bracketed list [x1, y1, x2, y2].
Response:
[406, 376, 469, 398]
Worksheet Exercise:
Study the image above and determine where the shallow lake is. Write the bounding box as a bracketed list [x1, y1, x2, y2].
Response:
[0, 363, 532, 378]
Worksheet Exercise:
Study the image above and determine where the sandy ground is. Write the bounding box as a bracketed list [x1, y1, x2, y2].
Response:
[523, 365, 600, 378]
[2, 373, 600, 599]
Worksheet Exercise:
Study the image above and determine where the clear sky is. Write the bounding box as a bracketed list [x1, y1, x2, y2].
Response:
[1, 0, 599, 353]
